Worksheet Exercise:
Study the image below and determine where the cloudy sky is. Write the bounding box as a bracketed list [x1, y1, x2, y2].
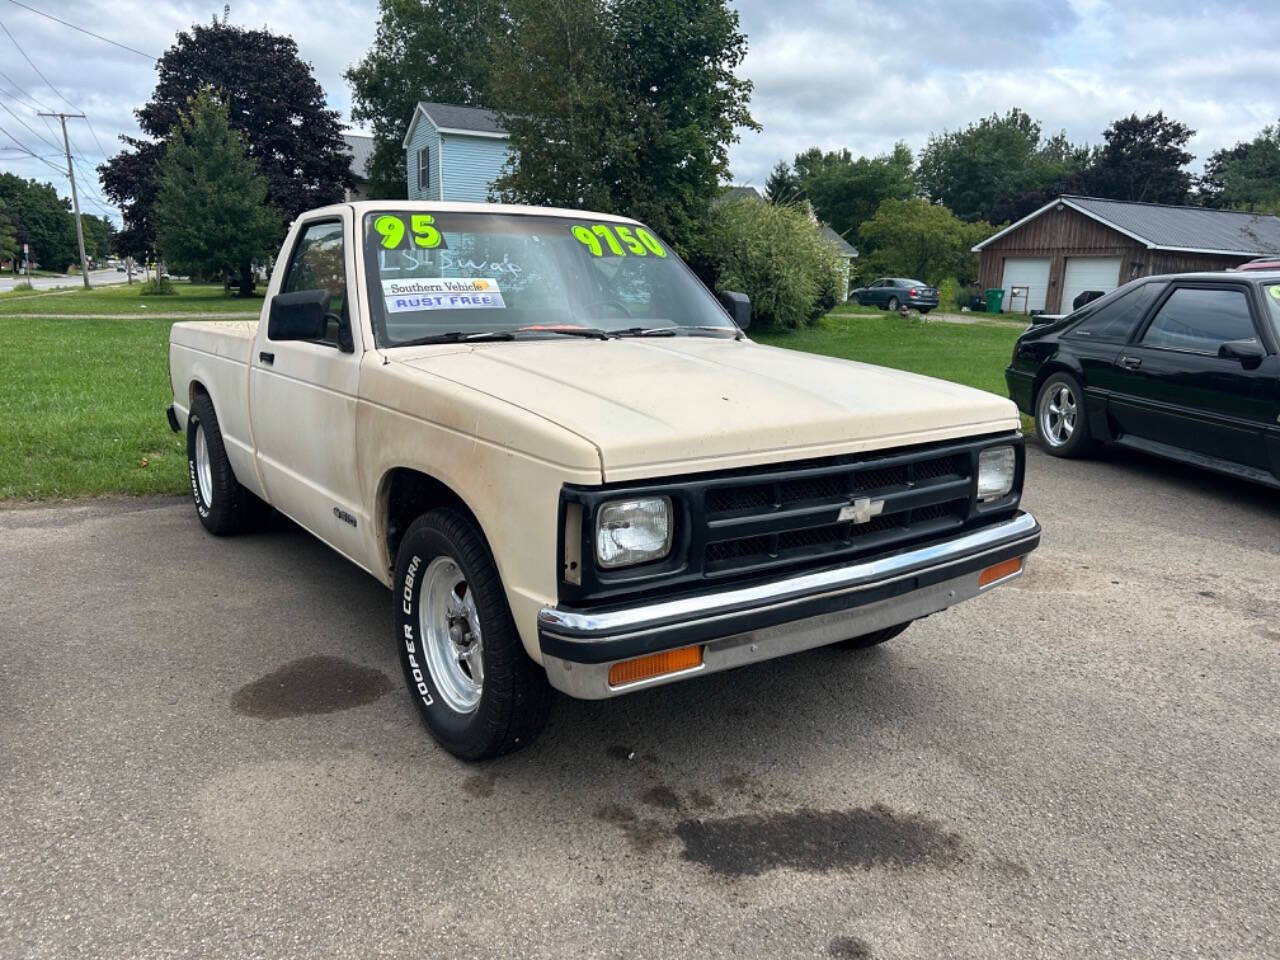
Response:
[1, 0, 1276, 224]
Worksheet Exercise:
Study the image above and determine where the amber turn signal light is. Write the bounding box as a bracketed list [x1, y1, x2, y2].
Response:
[608, 645, 703, 687]
[978, 556, 1023, 587]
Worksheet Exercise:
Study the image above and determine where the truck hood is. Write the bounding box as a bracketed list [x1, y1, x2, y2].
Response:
[395, 337, 1019, 481]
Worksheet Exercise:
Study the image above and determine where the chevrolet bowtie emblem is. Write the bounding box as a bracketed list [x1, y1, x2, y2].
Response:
[838, 497, 885, 525]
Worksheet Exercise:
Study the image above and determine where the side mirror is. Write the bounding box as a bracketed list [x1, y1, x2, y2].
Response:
[719, 290, 751, 330]
[268, 289, 328, 341]
[1218, 338, 1265, 369]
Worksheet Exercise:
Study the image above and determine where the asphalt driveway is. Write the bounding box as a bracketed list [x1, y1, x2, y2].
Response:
[1, 447, 1276, 959]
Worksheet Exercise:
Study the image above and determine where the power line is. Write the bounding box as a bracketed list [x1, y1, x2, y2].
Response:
[0, 18, 111, 157]
[4, 0, 157, 61]
[0, 64, 52, 112]
[0, 98, 61, 153]
[0, 121, 64, 174]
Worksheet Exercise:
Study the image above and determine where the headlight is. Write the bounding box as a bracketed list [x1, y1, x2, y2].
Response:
[596, 496, 673, 569]
[976, 446, 1016, 502]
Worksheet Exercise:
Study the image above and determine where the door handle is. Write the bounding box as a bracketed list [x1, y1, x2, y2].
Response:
[1118, 355, 1141, 369]
[259, 351, 275, 365]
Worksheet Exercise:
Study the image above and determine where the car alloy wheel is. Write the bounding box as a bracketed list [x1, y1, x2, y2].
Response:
[1041, 383, 1077, 447]
[420, 555, 484, 713]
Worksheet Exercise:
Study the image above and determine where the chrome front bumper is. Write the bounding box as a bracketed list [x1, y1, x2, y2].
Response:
[538, 511, 1039, 699]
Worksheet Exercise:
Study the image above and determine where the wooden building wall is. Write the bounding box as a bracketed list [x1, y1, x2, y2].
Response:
[976, 204, 1255, 313]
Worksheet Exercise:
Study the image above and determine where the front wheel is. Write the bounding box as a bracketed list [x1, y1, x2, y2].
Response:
[394, 509, 551, 760]
[1036, 371, 1095, 457]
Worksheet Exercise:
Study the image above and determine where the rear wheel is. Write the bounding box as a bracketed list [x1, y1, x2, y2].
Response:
[394, 509, 551, 760]
[1036, 371, 1094, 457]
[836, 621, 912, 650]
[887, 296, 900, 311]
[186, 393, 268, 535]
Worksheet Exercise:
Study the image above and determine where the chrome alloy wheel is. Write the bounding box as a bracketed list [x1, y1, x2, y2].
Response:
[420, 556, 484, 713]
[194, 422, 214, 505]
[1040, 383, 1078, 447]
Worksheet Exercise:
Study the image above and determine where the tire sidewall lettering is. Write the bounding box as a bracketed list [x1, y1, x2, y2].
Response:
[398, 554, 434, 707]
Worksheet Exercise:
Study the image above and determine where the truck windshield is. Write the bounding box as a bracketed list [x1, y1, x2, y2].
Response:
[362, 211, 738, 347]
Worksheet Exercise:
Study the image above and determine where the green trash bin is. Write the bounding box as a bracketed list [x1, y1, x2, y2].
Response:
[985, 288, 1005, 314]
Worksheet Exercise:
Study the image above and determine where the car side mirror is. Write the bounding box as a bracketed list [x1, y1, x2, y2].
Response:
[1217, 338, 1265, 369]
[720, 290, 751, 330]
[268, 289, 328, 341]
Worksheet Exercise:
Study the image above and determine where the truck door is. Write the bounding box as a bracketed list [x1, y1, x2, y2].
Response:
[249, 213, 366, 561]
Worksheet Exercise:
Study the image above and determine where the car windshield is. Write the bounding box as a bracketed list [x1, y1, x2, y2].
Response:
[362, 211, 737, 347]
[1264, 282, 1280, 337]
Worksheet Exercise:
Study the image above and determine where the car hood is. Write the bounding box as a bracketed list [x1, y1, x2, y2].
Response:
[394, 337, 1019, 481]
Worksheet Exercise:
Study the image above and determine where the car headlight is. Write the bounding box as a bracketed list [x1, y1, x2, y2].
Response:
[596, 496, 673, 569]
[976, 446, 1016, 502]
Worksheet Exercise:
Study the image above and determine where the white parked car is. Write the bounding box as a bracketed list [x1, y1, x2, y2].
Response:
[166, 201, 1040, 759]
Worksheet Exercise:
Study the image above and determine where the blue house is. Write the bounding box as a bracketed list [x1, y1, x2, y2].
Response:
[403, 102, 511, 202]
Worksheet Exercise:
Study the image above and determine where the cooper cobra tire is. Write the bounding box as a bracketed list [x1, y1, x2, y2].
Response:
[1035, 371, 1095, 458]
[186, 393, 269, 536]
[835, 620, 912, 650]
[394, 509, 552, 760]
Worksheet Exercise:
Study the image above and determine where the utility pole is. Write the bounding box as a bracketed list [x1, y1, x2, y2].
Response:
[38, 112, 91, 289]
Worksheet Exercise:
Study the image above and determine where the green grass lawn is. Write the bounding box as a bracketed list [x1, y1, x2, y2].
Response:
[0, 316, 189, 499]
[0, 282, 263, 316]
[0, 306, 1024, 502]
[753, 311, 1021, 397]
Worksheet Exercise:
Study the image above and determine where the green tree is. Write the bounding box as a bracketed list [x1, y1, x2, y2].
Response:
[917, 109, 1089, 222]
[346, 0, 502, 199]
[764, 160, 801, 204]
[1200, 121, 1280, 213]
[792, 142, 916, 240]
[857, 198, 993, 285]
[0, 202, 17, 267]
[153, 91, 280, 295]
[491, 0, 756, 257]
[0, 174, 78, 270]
[101, 15, 350, 259]
[701, 196, 843, 330]
[1087, 111, 1194, 204]
[81, 214, 116, 262]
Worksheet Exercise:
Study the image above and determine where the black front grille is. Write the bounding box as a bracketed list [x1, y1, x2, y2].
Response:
[559, 432, 1022, 606]
[699, 445, 975, 577]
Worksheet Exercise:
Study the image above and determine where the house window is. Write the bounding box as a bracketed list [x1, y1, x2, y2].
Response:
[417, 147, 430, 190]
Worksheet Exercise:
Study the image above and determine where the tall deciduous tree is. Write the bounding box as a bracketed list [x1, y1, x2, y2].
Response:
[346, 0, 502, 199]
[101, 15, 350, 259]
[791, 143, 916, 239]
[917, 109, 1090, 222]
[0, 173, 78, 270]
[153, 92, 280, 296]
[857, 198, 993, 285]
[1200, 121, 1280, 214]
[490, 0, 756, 257]
[0, 202, 17, 267]
[1087, 112, 1194, 204]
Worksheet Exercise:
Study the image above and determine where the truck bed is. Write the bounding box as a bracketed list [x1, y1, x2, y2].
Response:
[170, 319, 259, 365]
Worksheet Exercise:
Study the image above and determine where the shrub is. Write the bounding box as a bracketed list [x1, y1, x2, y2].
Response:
[140, 276, 176, 296]
[11, 280, 32, 291]
[700, 197, 845, 330]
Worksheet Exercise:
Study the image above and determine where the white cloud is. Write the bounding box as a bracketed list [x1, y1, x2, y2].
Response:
[0, 0, 1275, 223]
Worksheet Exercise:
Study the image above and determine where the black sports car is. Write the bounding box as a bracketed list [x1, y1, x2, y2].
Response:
[1006, 270, 1280, 487]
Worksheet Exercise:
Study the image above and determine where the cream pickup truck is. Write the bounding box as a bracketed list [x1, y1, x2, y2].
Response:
[166, 201, 1040, 759]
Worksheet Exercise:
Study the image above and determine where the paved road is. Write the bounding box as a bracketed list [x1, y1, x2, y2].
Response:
[0, 269, 128, 293]
[2, 447, 1276, 959]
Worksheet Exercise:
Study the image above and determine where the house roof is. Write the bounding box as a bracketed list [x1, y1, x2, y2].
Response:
[719, 185, 763, 203]
[973, 194, 1280, 256]
[341, 132, 374, 181]
[418, 102, 508, 136]
[819, 224, 858, 259]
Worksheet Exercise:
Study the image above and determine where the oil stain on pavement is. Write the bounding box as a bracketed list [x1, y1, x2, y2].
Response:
[231, 655, 393, 719]
[675, 803, 963, 877]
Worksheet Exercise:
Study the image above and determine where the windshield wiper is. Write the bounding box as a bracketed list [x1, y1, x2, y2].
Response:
[514, 326, 610, 340]
[393, 330, 517, 347]
[611, 325, 740, 339]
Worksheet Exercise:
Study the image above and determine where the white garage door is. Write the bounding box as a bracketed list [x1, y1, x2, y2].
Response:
[1061, 257, 1122, 313]
[1001, 258, 1050, 313]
